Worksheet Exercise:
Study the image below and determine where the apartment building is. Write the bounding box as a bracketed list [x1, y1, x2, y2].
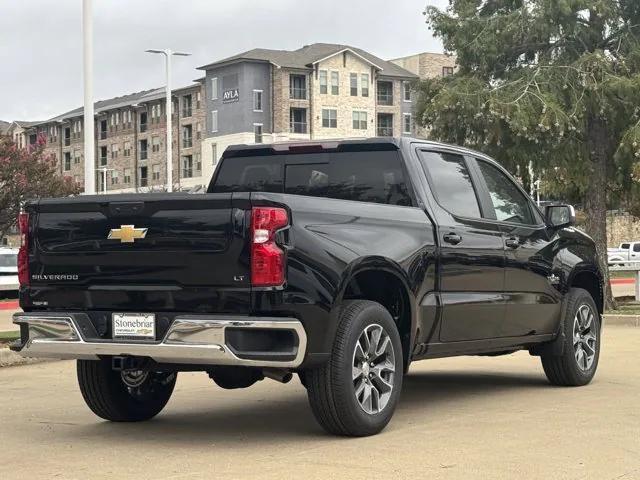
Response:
[25, 83, 205, 193]
[196, 43, 427, 183]
[17, 44, 454, 193]
[390, 51, 457, 79]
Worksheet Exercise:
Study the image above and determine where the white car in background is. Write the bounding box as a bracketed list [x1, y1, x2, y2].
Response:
[0, 247, 19, 291]
[607, 242, 640, 266]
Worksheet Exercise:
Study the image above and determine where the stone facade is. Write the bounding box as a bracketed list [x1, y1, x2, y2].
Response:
[390, 52, 457, 79]
[22, 83, 206, 193]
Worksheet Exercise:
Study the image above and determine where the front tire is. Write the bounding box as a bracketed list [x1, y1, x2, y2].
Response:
[77, 359, 176, 422]
[541, 288, 601, 386]
[305, 300, 403, 436]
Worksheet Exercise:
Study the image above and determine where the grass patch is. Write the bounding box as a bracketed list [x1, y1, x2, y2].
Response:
[607, 302, 640, 315]
[609, 271, 634, 279]
[0, 330, 19, 346]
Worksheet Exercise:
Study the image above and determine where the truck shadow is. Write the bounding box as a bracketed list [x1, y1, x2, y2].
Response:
[65, 369, 549, 444]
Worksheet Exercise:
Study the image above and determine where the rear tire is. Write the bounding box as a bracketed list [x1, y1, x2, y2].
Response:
[541, 288, 601, 386]
[305, 300, 403, 436]
[77, 359, 176, 422]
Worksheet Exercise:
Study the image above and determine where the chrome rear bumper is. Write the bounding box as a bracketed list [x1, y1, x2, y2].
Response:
[12, 313, 307, 368]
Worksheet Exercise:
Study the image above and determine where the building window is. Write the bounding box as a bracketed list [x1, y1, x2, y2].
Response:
[331, 71, 339, 95]
[403, 113, 412, 134]
[111, 170, 119, 185]
[403, 82, 411, 102]
[443, 66, 454, 77]
[289, 74, 307, 99]
[196, 91, 201, 108]
[138, 112, 147, 133]
[182, 125, 193, 148]
[195, 152, 201, 172]
[151, 136, 160, 153]
[99, 146, 108, 166]
[254, 124, 263, 144]
[74, 150, 81, 164]
[111, 143, 118, 158]
[253, 90, 263, 111]
[139, 139, 148, 160]
[290, 108, 307, 134]
[196, 122, 202, 139]
[377, 113, 393, 136]
[352, 111, 367, 130]
[182, 155, 193, 178]
[139, 166, 148, 187]
[64, 152, 71, 171]
[211, 77, 218, 100]
[377, 81, 394, 105]
[212, 144, 218, 165]
[322, 109, 337, 128]
[350, 73, 358, 96]
[319, 70, 328, 94]
[64, 127, 71, 146]
[361, 73, 369, 97]
[182, 94, 192, 117]
[124, 168, 131, 184]
[123, 141, 131, 156]
[211, 110, 218, 133]
[152, 164, 161, 182]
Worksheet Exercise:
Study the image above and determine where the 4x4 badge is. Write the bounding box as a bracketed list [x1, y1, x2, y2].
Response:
[108, 225, 148, 243]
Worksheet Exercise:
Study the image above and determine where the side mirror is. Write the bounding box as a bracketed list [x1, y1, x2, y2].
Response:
[545, 204, 575, 228]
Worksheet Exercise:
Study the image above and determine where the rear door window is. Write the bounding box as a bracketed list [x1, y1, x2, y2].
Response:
[417, 150, 482, 218]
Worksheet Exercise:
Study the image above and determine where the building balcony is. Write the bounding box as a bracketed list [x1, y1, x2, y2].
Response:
[377, 94, 393, 106]
[182, 138, 193, 149]
[290, 122, 308, 134]
[182, 108, 192, 118]
[140, 150, 148, 161]
[289, 88, 307, 100]
[99, 131, 107, 140]
[140, 123, 148, 133]
[377, 127, 393, 137]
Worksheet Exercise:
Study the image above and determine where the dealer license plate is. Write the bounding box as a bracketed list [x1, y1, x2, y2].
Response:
[112, 313, 156, 340]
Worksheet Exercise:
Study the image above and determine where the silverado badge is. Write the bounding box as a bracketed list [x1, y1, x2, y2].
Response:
[108, 225, 148, 243]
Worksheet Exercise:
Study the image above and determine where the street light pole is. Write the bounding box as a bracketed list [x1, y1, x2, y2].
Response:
[82, 0, 95, 194]
[145, 49, 191, 193]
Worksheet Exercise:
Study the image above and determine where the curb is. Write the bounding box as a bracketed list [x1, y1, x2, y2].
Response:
[603, 314, 640, 327]
[0, 348, 57, 368]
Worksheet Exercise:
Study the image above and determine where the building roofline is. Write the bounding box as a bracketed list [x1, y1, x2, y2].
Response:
[309, 47, 384, 70]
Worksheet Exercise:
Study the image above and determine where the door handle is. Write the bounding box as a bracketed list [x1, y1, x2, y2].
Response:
[443, 233, 462, 245]
[505, 237, 520, 249]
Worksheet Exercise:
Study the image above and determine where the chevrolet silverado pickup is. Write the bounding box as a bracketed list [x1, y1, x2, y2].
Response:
[12, 137, 603, 436]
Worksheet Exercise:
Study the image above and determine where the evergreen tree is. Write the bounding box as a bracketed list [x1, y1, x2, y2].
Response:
[417, 0, 640, 308]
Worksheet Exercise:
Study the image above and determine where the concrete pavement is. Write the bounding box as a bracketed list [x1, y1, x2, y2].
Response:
[0, 326, 639, 479]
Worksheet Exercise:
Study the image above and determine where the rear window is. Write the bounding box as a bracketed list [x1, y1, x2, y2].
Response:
[210, 151, 413, 206]
[0, 253, 17, 268]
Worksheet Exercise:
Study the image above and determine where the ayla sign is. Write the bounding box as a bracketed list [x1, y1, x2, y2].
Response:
[222, 88, 239, 103]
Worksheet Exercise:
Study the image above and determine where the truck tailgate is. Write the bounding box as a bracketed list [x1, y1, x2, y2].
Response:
[23, 193, 251, 313]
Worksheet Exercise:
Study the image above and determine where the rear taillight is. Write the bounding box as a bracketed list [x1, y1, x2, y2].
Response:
[251, 207, 288, 287]
[18, 212, 29, 286]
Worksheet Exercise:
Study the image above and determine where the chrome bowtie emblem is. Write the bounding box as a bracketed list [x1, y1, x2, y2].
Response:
[108, 225, 148, 243]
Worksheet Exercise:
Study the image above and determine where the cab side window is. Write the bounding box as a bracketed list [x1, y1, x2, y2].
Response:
[476, 160, 535, 225]
[633, 243, 640, 253]
[418, 151, 482, 218]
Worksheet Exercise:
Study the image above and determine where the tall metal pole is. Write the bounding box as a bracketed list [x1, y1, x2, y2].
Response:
[82, 0, 95, 194]
[165, 49, 173, 192]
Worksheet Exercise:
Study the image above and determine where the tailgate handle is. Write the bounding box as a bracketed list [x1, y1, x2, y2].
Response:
[109, 202, 144, 216]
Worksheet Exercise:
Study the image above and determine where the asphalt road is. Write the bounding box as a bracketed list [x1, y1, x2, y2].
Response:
[0, 326, 638, 480]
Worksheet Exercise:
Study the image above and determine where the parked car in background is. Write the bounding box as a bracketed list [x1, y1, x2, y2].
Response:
[0, 247, 19, 291]
[607, 242, 640, 265]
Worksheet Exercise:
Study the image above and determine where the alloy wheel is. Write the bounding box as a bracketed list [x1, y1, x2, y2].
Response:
[352, 324, 396, 414]
[573, 304, 597, 371]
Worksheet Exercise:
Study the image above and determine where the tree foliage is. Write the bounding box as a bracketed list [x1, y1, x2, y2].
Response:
[416, 0, 640, 308]
[0, 135, 80, 240]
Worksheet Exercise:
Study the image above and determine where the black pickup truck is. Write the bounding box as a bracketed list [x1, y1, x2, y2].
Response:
[13, 137, 603, 436]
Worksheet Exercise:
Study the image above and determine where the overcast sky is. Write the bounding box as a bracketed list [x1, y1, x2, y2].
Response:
[0, 0, 448, 122]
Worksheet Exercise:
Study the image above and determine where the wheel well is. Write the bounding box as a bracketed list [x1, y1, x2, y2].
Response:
[343, 270, 412, 366]
[571, 271, 603, 314]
